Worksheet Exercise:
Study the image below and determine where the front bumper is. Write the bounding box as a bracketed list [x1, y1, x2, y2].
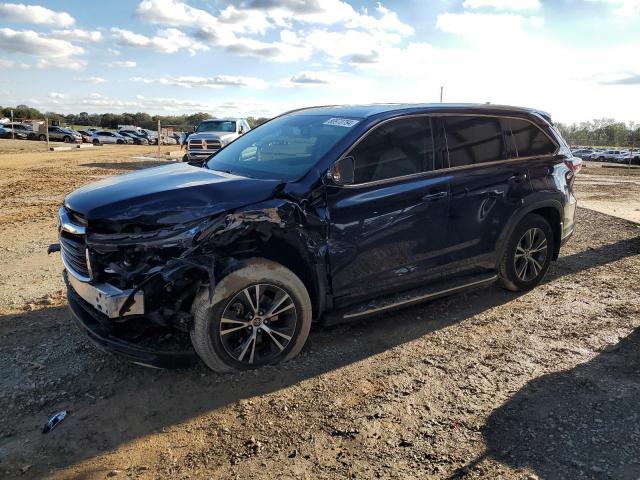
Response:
[66, 270, 144, 318]
[65, 271, 197, 369]
[187, 150, 218, 161]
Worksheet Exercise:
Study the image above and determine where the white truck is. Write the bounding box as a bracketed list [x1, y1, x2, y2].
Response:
[184, 118, 251, 165]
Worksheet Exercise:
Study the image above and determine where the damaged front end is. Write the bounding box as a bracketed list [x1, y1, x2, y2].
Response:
[57, 197, 319, 369]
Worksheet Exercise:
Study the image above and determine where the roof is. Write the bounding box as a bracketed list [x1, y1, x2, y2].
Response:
[288, 103, 552, 122]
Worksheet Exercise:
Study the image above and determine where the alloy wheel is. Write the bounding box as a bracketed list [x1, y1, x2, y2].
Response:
[219, 283, 297, 365]
[514, 227, 548, 282]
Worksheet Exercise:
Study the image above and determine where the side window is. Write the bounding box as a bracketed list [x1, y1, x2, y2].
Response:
[352, 117, 434, 184]
[442, 116, 506, 167]
[504, 118, 557, 157]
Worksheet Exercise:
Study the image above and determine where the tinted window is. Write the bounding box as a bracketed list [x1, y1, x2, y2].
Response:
[442, 116, 506, 167]
[504, 118, 557, 157]
[351, 117, 434, 184]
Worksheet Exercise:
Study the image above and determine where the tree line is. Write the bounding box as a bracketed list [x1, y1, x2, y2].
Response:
[557, 119, 640, 148]
[0, 104, 271, 130]
[3, 105, 638, 147]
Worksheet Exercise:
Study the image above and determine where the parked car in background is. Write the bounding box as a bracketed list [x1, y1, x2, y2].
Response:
[596, 149, 626, 162]
[77, 130, 95, 143]
[185, 118, 251, 165]
[92, 131, 128, 144]
[161, 135, 178, 145]
[4, 122, 37, 140]
[570, 148, 594, 159]
[41, 126, 82, 143]
[119, 131, 149, 145]
[57, 103, 580, 372]
[0, 126, 28, 139]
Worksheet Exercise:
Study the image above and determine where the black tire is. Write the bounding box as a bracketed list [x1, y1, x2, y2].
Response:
[182, 154, 189, 162]
[63, 136, 71, 143]
[38, 134, 46, 141]
[116, 139, 124, 144]
[92, 139, 100, 145]
[498, 214, 554, 292]
[598, 156, 605, 162]
[190, 258, 312, 372]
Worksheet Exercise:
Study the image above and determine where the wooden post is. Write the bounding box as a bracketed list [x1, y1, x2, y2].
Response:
[45, 117, 50, 150]
[157, 118, 161, 155]
[10, 109, 14, 140]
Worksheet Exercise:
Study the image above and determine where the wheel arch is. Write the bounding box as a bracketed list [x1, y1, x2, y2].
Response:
[225, 232, 326, 321]
[495, 199, 564, 265]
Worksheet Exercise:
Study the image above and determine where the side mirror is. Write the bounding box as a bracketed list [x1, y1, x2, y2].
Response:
[330, 156, 355, 185]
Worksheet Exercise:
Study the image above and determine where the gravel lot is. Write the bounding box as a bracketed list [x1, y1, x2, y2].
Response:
[0, 140, 639, 480]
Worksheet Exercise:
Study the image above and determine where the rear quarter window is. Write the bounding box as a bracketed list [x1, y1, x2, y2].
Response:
[504, 118, 557, 157]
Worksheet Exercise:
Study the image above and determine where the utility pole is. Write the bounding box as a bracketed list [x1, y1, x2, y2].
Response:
[157, 118, 161, 155]
[10, 109, 14, 139]
[45, 117, 50, 150]
[440, 86, 443, 103]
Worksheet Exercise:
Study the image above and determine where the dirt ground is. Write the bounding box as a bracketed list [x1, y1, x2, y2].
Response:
[0, 139, 639, 480]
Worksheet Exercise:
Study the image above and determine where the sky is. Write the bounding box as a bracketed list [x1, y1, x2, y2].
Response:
[0, 0, 639, 124]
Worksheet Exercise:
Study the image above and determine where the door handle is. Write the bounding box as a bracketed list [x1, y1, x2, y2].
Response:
[422, 191, 448, 202]
[508, 172, 528, 183]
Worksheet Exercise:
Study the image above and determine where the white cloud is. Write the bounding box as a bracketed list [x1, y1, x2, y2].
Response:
[37, 58, 87, 70]
[107, 48, 121, 56]
[52, 29, 102, 42]
[78, 76, 106, 84]
[131, 74, 267, 89]
[0, 57, 29, 69]
[128, 0, 412, 63]
[462, 0, 540, 9]
[0, 2, 75, 27]
[49, 92, 65, 99]
[111, 27, 207, 55]
[0, 28, 84, 60]
[106, 60, 137, 68]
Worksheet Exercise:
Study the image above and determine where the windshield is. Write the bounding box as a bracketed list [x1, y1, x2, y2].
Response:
[206, 114, 360, 181]
[196, 120, 236, 133]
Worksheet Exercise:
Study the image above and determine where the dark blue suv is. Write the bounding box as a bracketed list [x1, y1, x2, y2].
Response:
[58, 104, 581, 372]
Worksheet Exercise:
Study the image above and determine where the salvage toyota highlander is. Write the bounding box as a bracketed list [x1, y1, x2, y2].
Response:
[55, 104, 581, 372]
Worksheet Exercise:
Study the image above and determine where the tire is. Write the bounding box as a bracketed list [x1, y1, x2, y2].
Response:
[116, 139, 124, 144]
[63, 136, 71, 143]
[92, 139, 100, 145]
[190, 258, 312, 372]
[182, 154, 189, 162]
[498, 214, 554, 292]
[38, 134, 46, 141]
[598, 156, 605, 162]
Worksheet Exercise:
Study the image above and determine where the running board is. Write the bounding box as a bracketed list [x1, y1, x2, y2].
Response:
[325, 273, 498, 324]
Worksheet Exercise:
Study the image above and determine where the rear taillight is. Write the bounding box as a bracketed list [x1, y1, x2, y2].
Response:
[564, 157, 582, 173]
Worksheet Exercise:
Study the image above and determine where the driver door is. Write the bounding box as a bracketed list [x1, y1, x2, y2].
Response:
[326, 116, 451, 306]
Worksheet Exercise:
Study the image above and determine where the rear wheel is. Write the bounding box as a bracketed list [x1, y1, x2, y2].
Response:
[38, 134, 46, 141]
[63, 136, 71, 143]
[498, 214, 554, 292]
[92, 139, 100, 145]
[191, 258, 312, 372]
[116, 139, 124, 144]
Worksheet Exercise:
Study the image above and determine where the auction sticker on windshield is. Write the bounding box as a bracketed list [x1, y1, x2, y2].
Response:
[323, 118, 360, 128]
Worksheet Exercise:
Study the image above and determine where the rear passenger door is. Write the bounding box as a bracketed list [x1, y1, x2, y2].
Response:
[326, 116, 451, 305]
[439, 115, 532, 274]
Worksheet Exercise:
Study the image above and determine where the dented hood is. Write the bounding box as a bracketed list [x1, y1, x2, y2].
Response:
[64, 163, 281, 228]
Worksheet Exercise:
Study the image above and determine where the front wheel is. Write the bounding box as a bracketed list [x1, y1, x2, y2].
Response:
[63, 136, 71, 143]
[190, 258, 312, 372]
[39, 134, 46, 141]
[498, 214, 554, 292]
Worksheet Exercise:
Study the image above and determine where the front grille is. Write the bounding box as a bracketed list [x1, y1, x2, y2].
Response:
[60, 230, 91, 279]
[188, 139, 221, 151]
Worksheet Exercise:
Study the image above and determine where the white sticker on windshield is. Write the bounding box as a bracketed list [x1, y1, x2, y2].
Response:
[323, 118, 360, 128]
